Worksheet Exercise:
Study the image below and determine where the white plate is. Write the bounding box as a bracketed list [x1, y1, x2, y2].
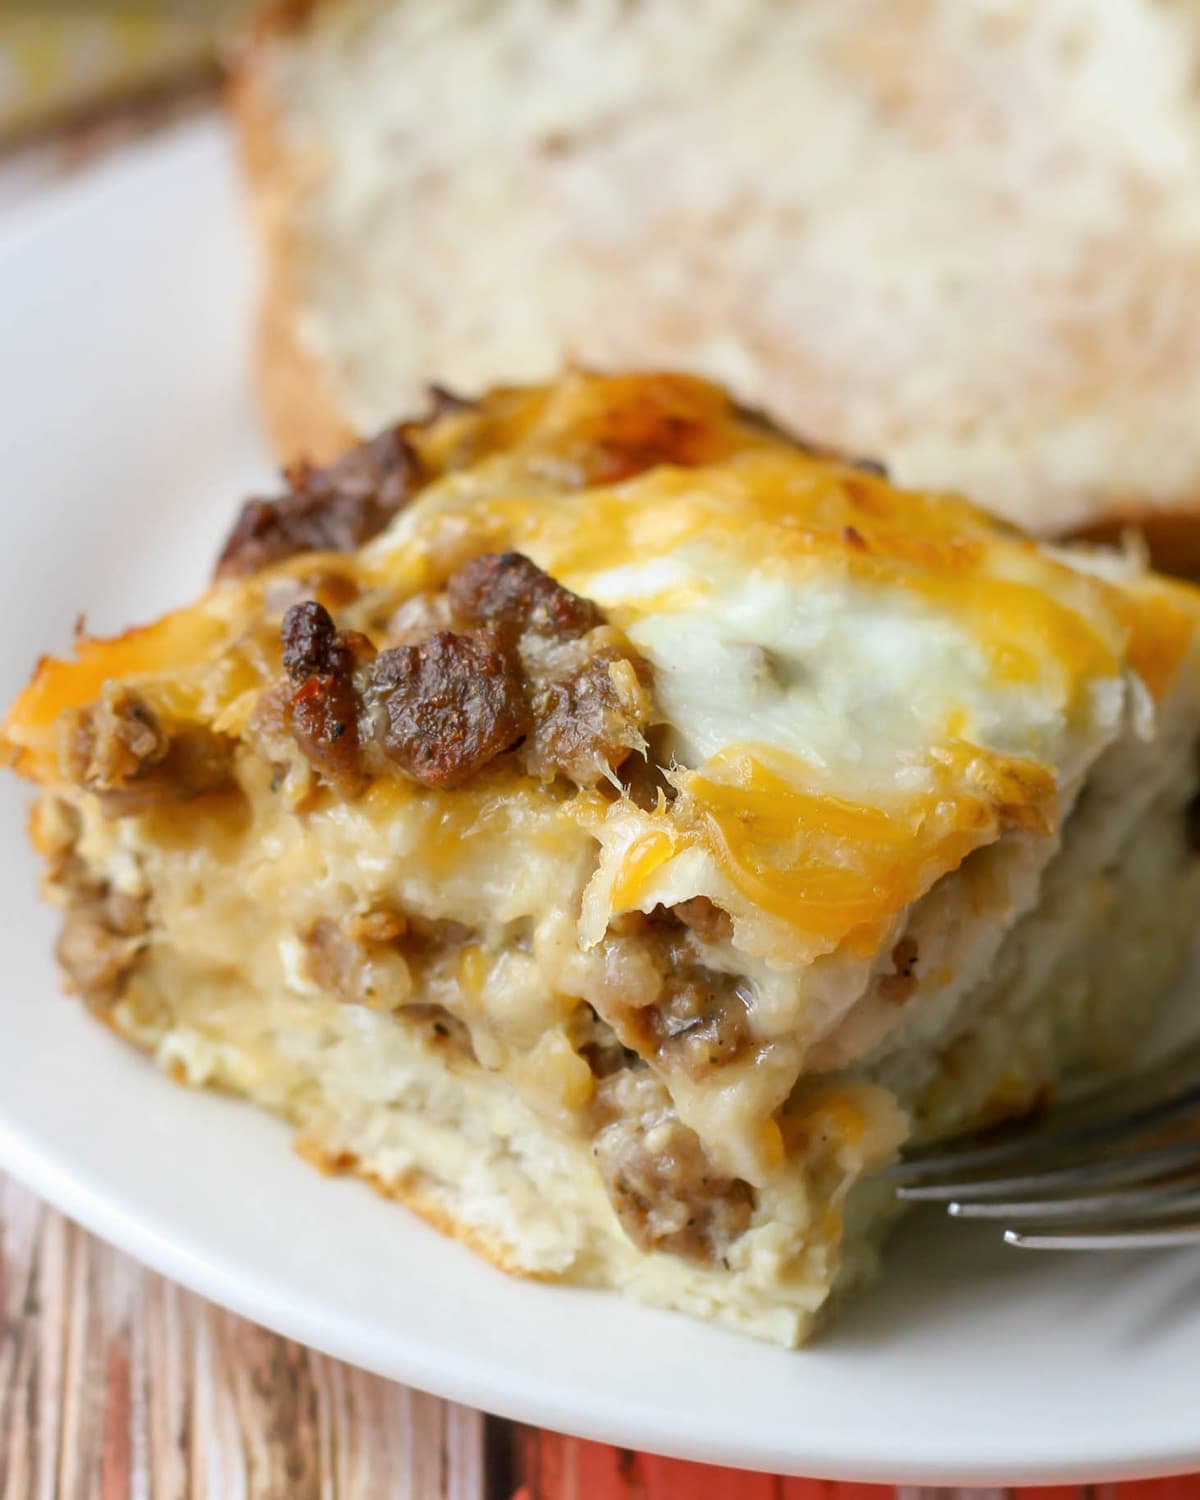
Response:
[2, 118, 1200, 1487]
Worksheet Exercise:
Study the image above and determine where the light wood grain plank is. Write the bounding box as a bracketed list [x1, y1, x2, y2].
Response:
[0, 1174, 486, 1500]
[11, 1173, 1200, 1500]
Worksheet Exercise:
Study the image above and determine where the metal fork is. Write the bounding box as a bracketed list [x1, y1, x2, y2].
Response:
[883, 1037, 1200, 1249]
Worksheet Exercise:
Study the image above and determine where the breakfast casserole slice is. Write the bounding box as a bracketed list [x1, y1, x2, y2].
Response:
[6, 372, 1200, 1345]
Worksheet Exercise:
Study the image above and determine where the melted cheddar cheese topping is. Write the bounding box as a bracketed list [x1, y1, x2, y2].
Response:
[6, 372, 1200, 970]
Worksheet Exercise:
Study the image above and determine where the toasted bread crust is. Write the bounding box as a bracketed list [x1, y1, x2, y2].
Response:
[295, 1137, 554, 1279]
[258, 250, 358, 466]
[228, 47, 359, 466]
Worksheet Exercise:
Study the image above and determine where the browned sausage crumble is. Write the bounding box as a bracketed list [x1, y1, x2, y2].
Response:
[57, 881, 148, 1008]
[60, 688, 165, 785]
[598, 906, 749, 1080]
[276, 553, 652, 795]
[302, 914, 413, 1010]
[449, 552, 651, 784]
[594, 1070, 754, 1264]
[39, 801, 150, 1007]
[447, 550, 602, 639]
[362, 630, 532, 788]
[586, 992, 763, 1263]
[301, 911, 479, 1060]
[281, 600, 377, 793]
[670, 896, 734, 946]
[637, 970, 751, 1080]
[216, 377, 777, 583]
[58, 687, 235, 813]
[216, 425, 423, 577]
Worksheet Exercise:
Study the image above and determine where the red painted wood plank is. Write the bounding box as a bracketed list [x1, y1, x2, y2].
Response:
[509, 1423, 1200, 1500]
[508, 1429, 906, 1500]
[607, 1448, 780, 1500]
[512, 1428, 777, 1499]
[1104, 1481, 1200, 1500]
[777, 1485, 893, 1500]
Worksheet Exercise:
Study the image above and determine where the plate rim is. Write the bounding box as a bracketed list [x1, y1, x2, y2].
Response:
[2, 115, 1200, 1489]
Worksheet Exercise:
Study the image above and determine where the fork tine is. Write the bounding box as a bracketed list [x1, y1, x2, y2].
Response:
[947, 1173, 1200, 1221]
[887, 1038, 1200, 1250]
[886, 1058, 1200, 1186]
[1004, 1220, 1200, 1250]
[896, 1133, 1200, 1203]
[886, 1037, 1200, 1175]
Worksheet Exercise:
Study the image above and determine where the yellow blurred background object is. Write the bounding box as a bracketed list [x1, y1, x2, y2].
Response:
[0, 2, 248, 142]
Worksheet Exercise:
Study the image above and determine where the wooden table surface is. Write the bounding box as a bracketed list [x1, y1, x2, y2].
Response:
[3, 79, 1200, 1500]
[0, 1171, 855, 1500]
[6, 1178, 1200, 1500]
[0, 1174, 492, 1500]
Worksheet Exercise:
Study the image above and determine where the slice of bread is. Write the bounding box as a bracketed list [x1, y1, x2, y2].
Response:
[233, 0, 1200, 556]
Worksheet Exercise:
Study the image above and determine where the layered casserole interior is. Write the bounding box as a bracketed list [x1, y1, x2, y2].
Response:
[6, 373, 1200, 1345]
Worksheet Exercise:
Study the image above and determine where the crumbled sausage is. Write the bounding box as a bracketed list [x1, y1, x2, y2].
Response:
[270, 556, 652, 796]
[55, 878, 148, 1007]
[290, 675, 364, 791]
[522, 644, 650, 785]
[60, 688, 166, 787]
[361, 630, 531, 788]
[595, 913, 747, 1078]
[59, 688, 234, 814]
[57, 904, 142, 1005]
[448, 551, 601, 640]
[669, 896, 733, 946]
[282, 600, 375, 687]
[282, 598, 343, 680]
[39, 796, 149, 1004]
[302, 915, 413, 1009]
[593, 1088, 753, 1263]
[640, 972, 751, 1079]
[280, 601, 375, 792]
[216, 425, 422, 578]
[446, 552, 650, 785]
[300, 914, 474, 1049]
